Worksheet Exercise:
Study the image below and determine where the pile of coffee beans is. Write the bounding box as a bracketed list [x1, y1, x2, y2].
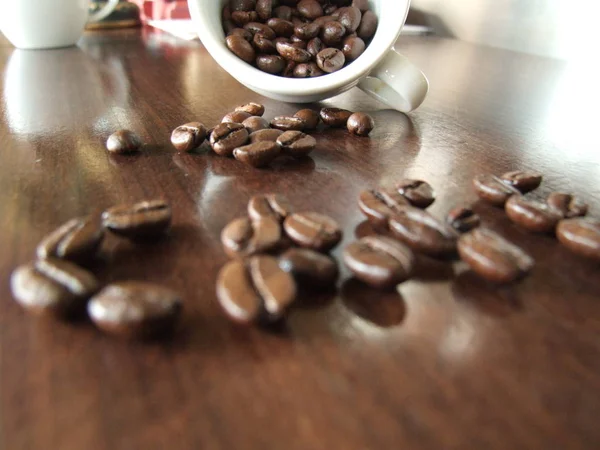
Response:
[167, 102, 374, 169]
[473, 169, 598, 261]
[223, 0, 378, 78]
[10, 199, 182, 340]
[216, 193, 341, 325]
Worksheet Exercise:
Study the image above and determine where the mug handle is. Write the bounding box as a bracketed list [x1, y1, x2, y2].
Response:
[358, 48, 429, 113]
[89, 0, 120, 23]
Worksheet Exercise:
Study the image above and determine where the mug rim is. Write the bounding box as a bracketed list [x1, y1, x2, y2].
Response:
[189, 0, 411, 97]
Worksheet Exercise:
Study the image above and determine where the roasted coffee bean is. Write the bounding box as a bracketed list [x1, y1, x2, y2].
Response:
[106, 129, 142, 154]
[171, 122, 207, 152]
[358, 188, 410, 229]
[293, 109, 320, 130]
[222, 216, 283, 258]
[293, 62, 324, 77]
[282, 60, 297, 77]
[226, 34, 256, 63]
[547, 192, 588, 218]
[320, 107, 353, 127]
[249, 128, 284, 143]
[284, 212, 342, 252]
[500, 170, 543, 193]
[231, 10, 259, 26]
[228, 27, 253, 41]
[273, 36, 291, 46]
[235, 102, 265, 117]
[274, 5, 293, 21]
[223, 20, 237, 35]
[244, 22, 277, 40]
[307, 37, 325, 57]
[505, 195, 563, 233]
[556, 218, 600, 261]
[294, 22, 321, 40]
[290, 35, 308, 49]
[342, 35, 365, 61]
[313, 15, 337, 27]
[233, 141, 282, 167]
[222, 110, 252, 124]
[357, 9, 377, 39]
[270, 116, 306, 131]
[337, 6, 362, 32]
[388, 207, 458, 258]
[320, 21, 346, 46]
[256, 54, 286, 74]
[323, 4, 338, 15]
[217, 256, 297, 324]
[103, 199, 171, 239]
[352, 0, 370, 12]
[88, 281, 182, 339]
[11, 258, 99, 317]
[347, 111, 374, 136]
[276, 41, 312, 62]
[223, 4, 232, 20]
[266, 17, 295, 37]
[297, 0, 323, 19]
[473, 174, 521, 206]
[256, 0, 274, 21]
[446, 206, 481, 233]
[242, 116, 270, 133]
[248, 194, 293, 222]
[458, 228, 534, 283]
[279, 248, 339, 288]
[230, 0, 256, 12]
[37, 216, 104, 263]
[210, 122, 250, 156]
[344, 236, 415, 289]
[252, 33, 277, 53]
[396, 179, 435, 208]
[276, 131, 317, 157]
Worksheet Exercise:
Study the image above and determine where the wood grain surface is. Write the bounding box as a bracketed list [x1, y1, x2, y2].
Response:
[1, 29, 599, 450]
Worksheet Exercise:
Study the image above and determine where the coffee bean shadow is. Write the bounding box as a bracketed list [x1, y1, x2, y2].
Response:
[340, 278, 406, 328]
[207, 152, 315, 176]
[412, 254, 457, 281]
[270, 155, 316, 173]
[294, 287, 337, 310]
[451, 271, 523, 317]
[106, 144, 169, 166]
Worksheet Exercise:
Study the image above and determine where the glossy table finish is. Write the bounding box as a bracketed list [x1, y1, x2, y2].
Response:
[1, 29, 599, 450]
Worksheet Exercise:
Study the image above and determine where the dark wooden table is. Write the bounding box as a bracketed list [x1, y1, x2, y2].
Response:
[1, 28, 599, 450]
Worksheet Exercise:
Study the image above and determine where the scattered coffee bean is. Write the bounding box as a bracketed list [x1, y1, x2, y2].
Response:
[293, 109, 320, 130]
[337, 6, 362, 32]
[256, 54, 286, 74]
[244, 22, 276, 40]
[222, 110, 252, 124]
[358, 188, 410, 229]
[342, 35, 366, 61]
[320, 108, 353, 127]
[446, 206, 481, 233]
[347, 112, 374, 136]
[547, 192, 588, 218]
[270, 116, 306, 131]
[256, 0, 274, 21]
[388, 207, 458, 258]
[37, 216, 104, 264]
[284, 212, 342, 252]
[294, 22, 321, 40]
[458, 228, 534, 283]
[276, 131, 317, 157]
[210, 122, 249, 156]
[556, 218, 600, 261]
[276, 41, 312, 62]
[500, 170, 542, 193]
[106, 129, 142, 154]
[235, 102, 265, 116]
[226, 34, 256, 63]
[274, 5, 293, 21]
[217, 256, 297, 324]
[316, 47, 345, 72]
[343, 236, 415, 289]
[171, 122, 207, 152]
[473, 174, 521, 206]
[297, 0, 324, 20]
[221, 216, 283, 258]
[242, 116, 270, 133]
[252, 33, 277, 53]
[233, 141, 282, 167]
[279, 248, 339, 289]
[313, 15, 337, 27]
[102, 199, 171, 239]
[396, 179, 435, 208]
[357, 10, 377, 40]
[88, 282, 182, 339]
[320, 21, 346, 46]
[232, 10, 258, 27]
[11, 258, 99, 318]
[249, 128, 283, 143]
[248, 194, 293, 223]
[505, 195, 563, 233]
[267, 17, 295, 37]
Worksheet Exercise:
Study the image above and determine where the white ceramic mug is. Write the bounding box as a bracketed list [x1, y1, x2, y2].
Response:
[0, 0, 119, 50]
[188, 0, 428, 112]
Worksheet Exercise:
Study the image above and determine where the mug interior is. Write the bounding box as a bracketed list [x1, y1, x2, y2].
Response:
[191, 0, 410, 97]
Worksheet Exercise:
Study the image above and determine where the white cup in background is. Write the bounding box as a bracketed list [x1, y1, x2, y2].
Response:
[188, 0, 428, 112]
[0, 0, 119, 50]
